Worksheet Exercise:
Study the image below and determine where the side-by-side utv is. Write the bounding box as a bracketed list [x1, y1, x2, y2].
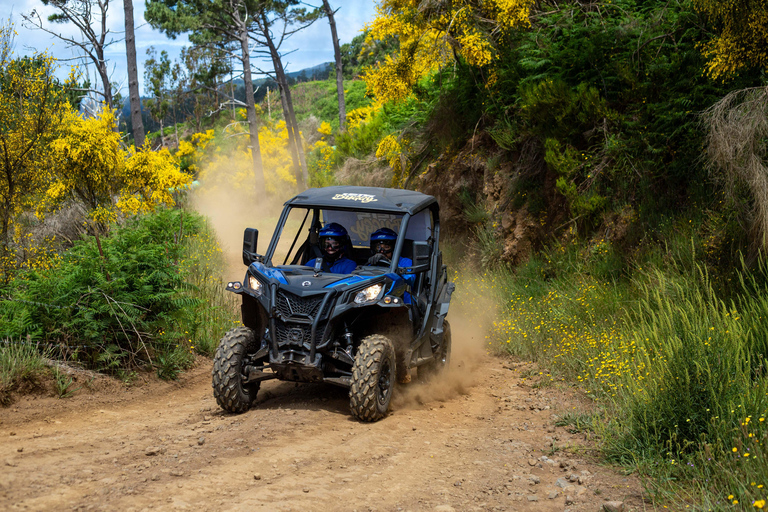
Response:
[212, 186, 454, 421]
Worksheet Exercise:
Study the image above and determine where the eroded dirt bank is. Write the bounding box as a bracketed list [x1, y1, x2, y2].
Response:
[1, 323, 645, 512]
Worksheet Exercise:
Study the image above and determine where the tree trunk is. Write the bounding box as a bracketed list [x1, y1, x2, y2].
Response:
[261, 17, 307, 188]
[239, 24, 266, 201]
[277, 83, 302, 183]
[322, 0, 345, 131]
[283, 82, 308, 187]
[97, 50, 112, 110]
[173, 99, 179, 147]
[123, 0, 145, 147]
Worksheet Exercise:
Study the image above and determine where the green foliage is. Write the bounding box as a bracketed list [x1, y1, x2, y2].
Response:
[51, 366, 81, 398]
[467, 224, 768, 506]
[0, 208, 238, 377]
[291, 79, 370, 130]
[335, 113, 390, 159]
[144, 47, 172, 126]
[517, 79, 611, 142]
[419, 0, 765, 242]
[555, 412, 598, 434]
[340, 30, 398, 80]
[424, 65, 485, 144]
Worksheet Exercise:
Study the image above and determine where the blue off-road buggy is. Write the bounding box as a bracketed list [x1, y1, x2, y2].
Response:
[212, 186, 454, 421]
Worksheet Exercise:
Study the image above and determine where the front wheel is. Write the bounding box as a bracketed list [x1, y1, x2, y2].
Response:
[349, 334, 396, 422]
[212, 327, 261, 413]
[418, 319, 452, 380]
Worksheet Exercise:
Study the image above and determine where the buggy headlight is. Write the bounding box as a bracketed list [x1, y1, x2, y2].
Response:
[354, 283, 384, 304]
[248, 275, 263, 296]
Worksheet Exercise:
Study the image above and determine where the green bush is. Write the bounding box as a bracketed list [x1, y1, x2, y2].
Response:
[0, 208, 238, 378]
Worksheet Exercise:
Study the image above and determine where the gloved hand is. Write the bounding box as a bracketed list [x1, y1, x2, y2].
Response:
[366, 253, 391, 266]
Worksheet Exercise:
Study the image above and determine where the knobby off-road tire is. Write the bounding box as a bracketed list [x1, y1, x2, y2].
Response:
[212, 327, 261, 413]
[349, 334, 396, 422]
[418, 319, 452, 380]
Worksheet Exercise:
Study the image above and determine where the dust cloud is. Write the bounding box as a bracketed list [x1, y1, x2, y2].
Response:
[391, 276, 500, 411]
[188, 167, 298, 282]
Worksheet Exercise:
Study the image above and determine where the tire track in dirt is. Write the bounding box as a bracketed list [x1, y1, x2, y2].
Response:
[0, 326, 645, 512]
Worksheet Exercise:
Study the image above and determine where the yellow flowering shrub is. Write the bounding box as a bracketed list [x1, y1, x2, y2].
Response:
[194, 120, 298, 200]
[346, 103, 383, 130]
[376, 134, 412, 186]
[307, 123, 343, 187]
[0, 21, 69, 268]
[45, 108, 191, 227]
[362, 0, 534, 103]
[318, 121, 332, 137]
[693, 0, 768, 79]
[46, 108, 124, 217]
[118, 146, 192, 215]
[176, 129, 214, 174]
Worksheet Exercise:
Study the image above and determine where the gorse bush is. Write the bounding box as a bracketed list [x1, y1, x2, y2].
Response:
[0, 208, 238, 378]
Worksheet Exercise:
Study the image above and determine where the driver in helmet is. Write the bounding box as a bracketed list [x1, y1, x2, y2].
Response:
[366, 227, 413, 268]
[306, 222, 357, 274]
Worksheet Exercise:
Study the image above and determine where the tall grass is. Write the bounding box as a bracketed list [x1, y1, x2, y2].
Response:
[474, 234, 768, 508]
[178, 224, 240, 357]
[0, 338, 47, 404]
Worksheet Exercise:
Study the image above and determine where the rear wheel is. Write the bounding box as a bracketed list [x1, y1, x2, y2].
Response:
[418, 320, 452, 380]
[212, 327, 261, 413]
[349, 334, 396, 422]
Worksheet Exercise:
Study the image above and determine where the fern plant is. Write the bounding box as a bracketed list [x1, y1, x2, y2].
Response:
[0, 208, 235, 377]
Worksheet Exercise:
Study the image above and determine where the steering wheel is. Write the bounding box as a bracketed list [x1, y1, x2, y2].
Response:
[367, 254, 391, 267]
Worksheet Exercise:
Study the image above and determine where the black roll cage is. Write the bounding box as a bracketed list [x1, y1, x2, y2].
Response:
[264, 203, 442, 278]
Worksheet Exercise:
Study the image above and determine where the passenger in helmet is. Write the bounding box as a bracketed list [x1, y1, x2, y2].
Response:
[367, 227, 417, 375]
[366, 227, 413, 268]
[306, 222, 357, 274]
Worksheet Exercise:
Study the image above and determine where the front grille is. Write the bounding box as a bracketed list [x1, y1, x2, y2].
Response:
[275, 320, 327, 348]
[276, 291, 325, 318]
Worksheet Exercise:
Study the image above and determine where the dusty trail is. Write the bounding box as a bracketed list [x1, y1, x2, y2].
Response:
[0, 321, 645, 512]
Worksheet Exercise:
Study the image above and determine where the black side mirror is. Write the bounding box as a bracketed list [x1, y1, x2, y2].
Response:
[242, 228, 261, 266]
[413, 240, 430, 266]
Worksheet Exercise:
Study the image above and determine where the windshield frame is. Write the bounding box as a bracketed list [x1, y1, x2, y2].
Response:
[264, 205, 416, 273]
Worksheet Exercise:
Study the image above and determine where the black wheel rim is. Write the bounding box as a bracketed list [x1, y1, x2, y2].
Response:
[377, 358, 392, 405]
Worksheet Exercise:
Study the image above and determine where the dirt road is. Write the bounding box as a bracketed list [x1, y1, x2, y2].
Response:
[0, 319, 645, 512]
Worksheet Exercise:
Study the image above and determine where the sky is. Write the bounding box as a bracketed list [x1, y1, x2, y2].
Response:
[4, 0, 378, 97]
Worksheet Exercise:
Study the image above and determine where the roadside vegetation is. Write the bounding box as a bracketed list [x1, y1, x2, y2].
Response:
[0, 209, 238, 398]
[4, 0, 768, 509]
[327, 1, 768, 509]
